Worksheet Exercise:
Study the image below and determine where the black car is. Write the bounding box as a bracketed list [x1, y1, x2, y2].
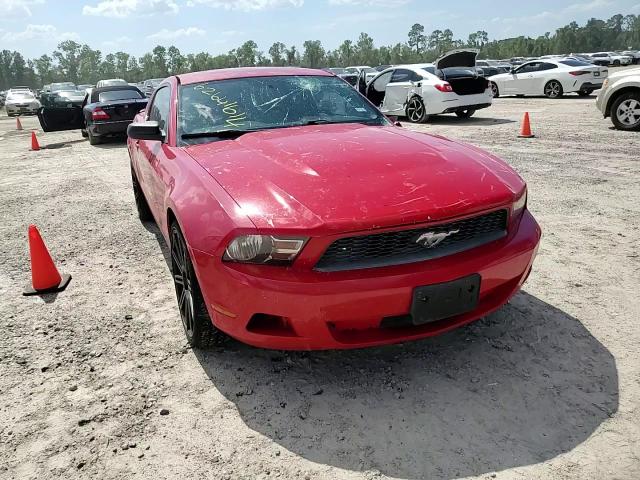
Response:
[37, 85, 148, 145]
[322, 68, 359, 87]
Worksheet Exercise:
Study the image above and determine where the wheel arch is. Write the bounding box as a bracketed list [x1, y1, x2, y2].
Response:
[605, 86, 640, 118]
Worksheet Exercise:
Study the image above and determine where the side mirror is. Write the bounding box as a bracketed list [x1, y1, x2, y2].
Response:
[510, 67, 517, 74]
[127, 121, 164, 141]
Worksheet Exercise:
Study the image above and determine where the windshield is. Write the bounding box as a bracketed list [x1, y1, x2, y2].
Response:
[98, 89, 144, 102]
[101, 79, 127, 86]
[178, 75, 387, 143]
[8, 93, 35, 100]
[58, 90, 84, 97]
[51, 83, 76, 92]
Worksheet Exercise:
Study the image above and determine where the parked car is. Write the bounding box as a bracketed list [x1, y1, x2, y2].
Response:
[374, 64, 393, 72]
[77, 84, 94, 93]
[322, 68, 358, 86]
[346, 66, 378, 82]
[4, 90, 41, 116]
[96, 78, 128, 88]
[476, 60, 511, 73]
[596, 66, 640, 130]
[592, 52, 633, 66]
[621, 51, 640, 65]
[115, 67, 542, 349]
[40, 88, 86, 107]
[489, 58, 607, 98]
[361, 49, 493, 123]
[141, 78, 165, 97]
[37, 84, 147, 145]
[586, 53, 612, 66]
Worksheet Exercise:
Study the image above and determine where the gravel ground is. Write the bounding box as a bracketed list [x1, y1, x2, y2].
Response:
[0, 93, 638, 480]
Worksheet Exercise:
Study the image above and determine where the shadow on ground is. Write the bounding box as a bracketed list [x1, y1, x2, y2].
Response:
[405, 116, 516, 127]
[194, 292, 618, 479]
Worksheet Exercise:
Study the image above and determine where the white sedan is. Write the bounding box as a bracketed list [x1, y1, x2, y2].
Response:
[489, 58, 608, 98]
[360, 49, 493, 123]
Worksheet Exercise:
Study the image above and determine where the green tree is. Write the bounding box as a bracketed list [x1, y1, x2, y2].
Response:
[236, 40, 258, 66]
[408, 23, 426, 54]
[302, 40, 325, 68]
[268, 42, 287, 66]
[53, 40, 82, 83]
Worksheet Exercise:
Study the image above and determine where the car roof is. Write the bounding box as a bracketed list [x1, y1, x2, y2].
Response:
[92, 84, 142, 94]
[177, 67, 332, 85]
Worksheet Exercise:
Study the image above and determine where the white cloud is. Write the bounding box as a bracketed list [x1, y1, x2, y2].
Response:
[146, 26, 206, 41]
[186, 0, 303, 11]
[0, 24, 78, 43]
[328, 0, 409, 5]
[491, 0, 615, 27]
[0, 0, 44, 17]
[101, 35, 133, 49]
[82, 0, 178, 18]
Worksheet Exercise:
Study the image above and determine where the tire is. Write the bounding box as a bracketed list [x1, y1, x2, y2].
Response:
[169, 222, 222, 349]
[130, 165, 153, 222]
[405, 96, 429, 123]
[490, 82, 499, 98]
[455, 109, 476, 119]
[577, 89, 594, 97]
[88, 130, 101, 145]
[544, 80, 563, 99]
[610, 92, 640, 131]
[81, 129, 88, 138]
[613, 60, 620, 66]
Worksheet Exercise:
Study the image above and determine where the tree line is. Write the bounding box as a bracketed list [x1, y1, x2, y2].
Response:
[1, 13, 638, 90]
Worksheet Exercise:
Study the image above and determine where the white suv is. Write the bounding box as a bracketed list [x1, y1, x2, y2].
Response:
[596, 67, 640, 130]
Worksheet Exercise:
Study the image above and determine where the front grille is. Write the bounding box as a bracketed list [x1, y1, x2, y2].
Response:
[315, 209, 508, 272]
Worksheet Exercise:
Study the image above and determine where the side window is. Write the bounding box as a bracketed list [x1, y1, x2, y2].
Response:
[390, 69, 413, 83]
[539, 63, 558, 71]
[148, 86, 171, 136]
[372, 71, 393, 93]
[516, 62, 538, 74]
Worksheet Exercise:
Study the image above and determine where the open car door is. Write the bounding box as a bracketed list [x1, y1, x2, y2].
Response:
[37, 105, 85, 132]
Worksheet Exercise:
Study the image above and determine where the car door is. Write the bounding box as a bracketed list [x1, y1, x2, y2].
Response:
[531, 62, 559, 94]
[364, 71, 393, 109]
[135, 85, 171, 220]
[382, 69, 417, 114]
[503, 62, 540, 94]
[37, 97, 86, 132]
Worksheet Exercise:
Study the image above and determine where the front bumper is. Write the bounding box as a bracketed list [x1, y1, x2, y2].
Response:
[192, 210, 541, 350]
[6, 105, 39, 115]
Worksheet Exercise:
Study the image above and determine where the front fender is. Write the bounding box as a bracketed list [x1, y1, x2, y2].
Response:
[163, 150, 256, 258]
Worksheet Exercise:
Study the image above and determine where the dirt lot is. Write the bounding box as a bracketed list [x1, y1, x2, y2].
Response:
[0, 93, 639, 480]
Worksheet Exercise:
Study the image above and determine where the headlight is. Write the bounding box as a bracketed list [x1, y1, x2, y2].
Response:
[512, 188, 527, 217]
[223, 235, 307, 265]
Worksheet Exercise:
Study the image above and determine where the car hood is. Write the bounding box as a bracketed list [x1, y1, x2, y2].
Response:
[609, 66, 640, 80]
[185, 124, 524, 233]
[436, 49, 479, 69]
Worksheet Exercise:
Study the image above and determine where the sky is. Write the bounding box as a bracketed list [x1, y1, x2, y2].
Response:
[1, 0, 639, 59]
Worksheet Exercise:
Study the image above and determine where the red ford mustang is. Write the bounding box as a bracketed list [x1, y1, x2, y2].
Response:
[124, 67, 541, 350]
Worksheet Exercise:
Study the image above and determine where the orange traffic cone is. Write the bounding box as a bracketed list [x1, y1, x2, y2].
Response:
[16, 117, 23, 130]
[518, 112, 535, 138]
[31, 131, 40, 151]
[23, 225, 71, 296]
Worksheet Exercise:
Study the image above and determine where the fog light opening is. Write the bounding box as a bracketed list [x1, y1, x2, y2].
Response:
[247, 314, 297, 337]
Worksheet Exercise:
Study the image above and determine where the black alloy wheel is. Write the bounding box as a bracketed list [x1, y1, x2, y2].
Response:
[170, 223, 221, 348]
[406, 96, 429, 123]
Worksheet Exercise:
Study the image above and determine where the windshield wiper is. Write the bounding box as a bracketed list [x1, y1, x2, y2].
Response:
[296, 118, 382, 127]
[181, 129, 255, 139]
